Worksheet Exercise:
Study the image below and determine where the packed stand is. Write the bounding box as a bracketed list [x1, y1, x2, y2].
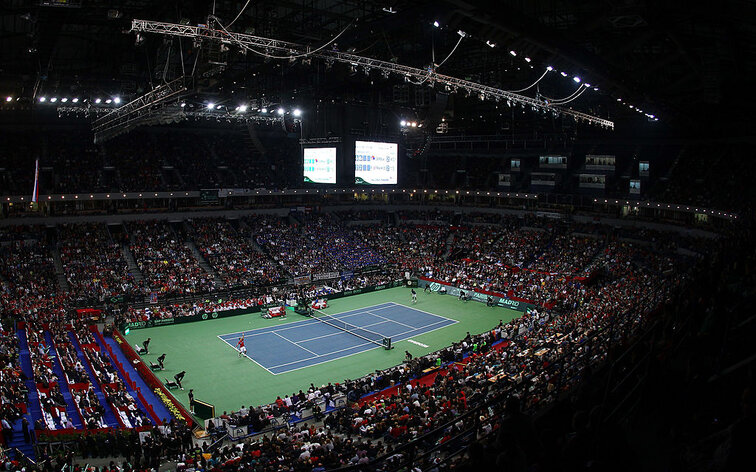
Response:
[46, 325, 108, 429]
[198, 238, 684, 471]
[0, 227, 66, 323]
[527, 231, 604, 275]
[58, 223, 140, 301]
[24, 326, 72, 430]
[0, 323, 26, 439]
[187, 218, 285, 288]
[245, 215, 340, 276]
[300, 213, 388, 270]
[125, 221, 216, 296]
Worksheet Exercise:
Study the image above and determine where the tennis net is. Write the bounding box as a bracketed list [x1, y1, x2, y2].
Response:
[309, 308, 391, 349]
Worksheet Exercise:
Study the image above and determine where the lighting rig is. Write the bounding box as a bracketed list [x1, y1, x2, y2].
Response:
[91, 76, 190, 144]
[130, 19, 614, 130]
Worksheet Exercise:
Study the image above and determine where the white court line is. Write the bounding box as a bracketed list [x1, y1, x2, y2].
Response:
[268, 317, 454, 371]
[365, 310, 419, 330]
[216, 335, 276, 375]
[270, 317, 458, 374]
[385, 302, 460, 324]
[272, 332, 318, 356]
[288, 318, 395, 344]
[217, 308, 379, 340]
[268, 339, 378, 370]
[218, 301, 459, 375]
[407, 339, 429, 348]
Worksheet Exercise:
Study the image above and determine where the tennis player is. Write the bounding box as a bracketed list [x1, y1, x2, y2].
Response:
[236, 336, 247, 358]
[411, 288, 417, 304]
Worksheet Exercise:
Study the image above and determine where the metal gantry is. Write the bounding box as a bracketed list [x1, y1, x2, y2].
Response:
[91, 76, 190, 143]
[131, 19, 614, 129]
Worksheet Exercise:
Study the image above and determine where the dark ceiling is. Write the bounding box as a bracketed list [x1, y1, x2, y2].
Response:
[0, 0, 753, 136]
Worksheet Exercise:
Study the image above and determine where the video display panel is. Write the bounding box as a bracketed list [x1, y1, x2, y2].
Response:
[354, 141, 398, 185]
[303, 147, 337, 184]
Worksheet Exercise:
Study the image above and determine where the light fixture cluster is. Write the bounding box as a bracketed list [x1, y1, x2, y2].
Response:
[400, 120, 421, 128]
[37, 96, 117, 105]
[432, 18, 599, 91]
[131, 19, 613, 129]
[202, 101, 302, 117]
[615, 98, 659, 121]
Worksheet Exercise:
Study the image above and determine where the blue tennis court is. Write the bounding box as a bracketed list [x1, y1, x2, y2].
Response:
[217, 302, 457, 374]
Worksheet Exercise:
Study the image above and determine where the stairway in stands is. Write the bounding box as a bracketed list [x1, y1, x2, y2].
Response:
[42, 331, 83, 429]
[120, 244, 145, 285]
[237, 219, 267, 255]
[107, 223, 145, 286]
[183, 239, 224, 287]
[49, 246, 70, 292]
[13, 328, 41, 461]
[67, 332, 122, 428]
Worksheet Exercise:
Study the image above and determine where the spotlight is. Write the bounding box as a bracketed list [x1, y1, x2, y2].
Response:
[457, 30, 466, 37]
[560, 71, 568, 77]
[293, 108, 302, 117]
[400, 120, 406, 126]
[411, 122, 417, 127]
[261, 107, 268, 113]
[72, 98, 79, 103]
[509, 50, 516, 56]
[180, 102, 186, 107]
[50, 97, 58, 103]
[546, 66, 554, 71]
[277, 107, 284, 115]
[238, 105, 248, 112]
[584, 83, 591, 87]
[61, 97, 68, 103]
[524, 57, 531, 62]
[105, 99, 112, 104]
[215, 104, 222, 109]
[113, 96, 121, 104]
[573, 76, 581, 83]
[5, 96, 11, 102]
[433, 21, 439, 27]
[486, 40, 496, 48]
[207, 103, 215, 109]
[95, 98, 102, 104]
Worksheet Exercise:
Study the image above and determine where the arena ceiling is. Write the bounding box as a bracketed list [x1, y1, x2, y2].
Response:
[0, 0, 753, 136]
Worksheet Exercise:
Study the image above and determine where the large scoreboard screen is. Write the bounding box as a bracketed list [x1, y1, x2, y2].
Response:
[354, 141, 398, 185]
[303, 147, 337, 184]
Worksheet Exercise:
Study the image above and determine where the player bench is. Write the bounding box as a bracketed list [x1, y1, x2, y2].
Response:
[262, 306, 286, 319]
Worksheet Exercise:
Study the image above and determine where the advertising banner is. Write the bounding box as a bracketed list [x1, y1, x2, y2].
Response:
[417, 278, 536, 312]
